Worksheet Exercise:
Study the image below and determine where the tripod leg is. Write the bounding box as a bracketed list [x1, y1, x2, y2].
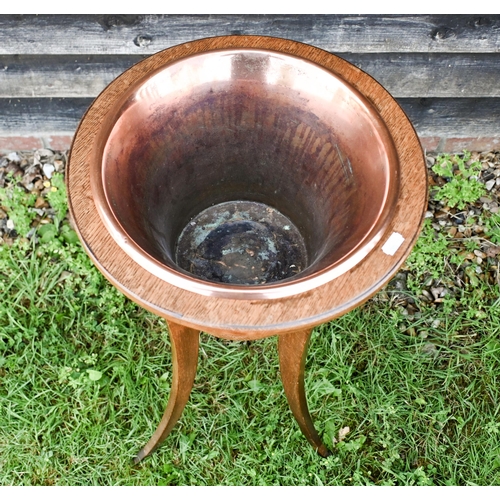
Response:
[278, 328, 330, 457]
[134, 321, 200, 464]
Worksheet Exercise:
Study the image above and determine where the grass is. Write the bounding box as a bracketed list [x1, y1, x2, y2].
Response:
[1, 151, 500, 485]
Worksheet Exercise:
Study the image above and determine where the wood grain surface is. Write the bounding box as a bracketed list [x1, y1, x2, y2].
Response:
[1, 15, 498, 55]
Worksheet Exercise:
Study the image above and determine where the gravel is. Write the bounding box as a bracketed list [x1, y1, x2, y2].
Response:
[0, 148, 68, 244]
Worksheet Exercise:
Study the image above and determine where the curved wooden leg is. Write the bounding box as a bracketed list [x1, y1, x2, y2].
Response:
[134, 321, 200, 464]
[278, 328, 330, 457]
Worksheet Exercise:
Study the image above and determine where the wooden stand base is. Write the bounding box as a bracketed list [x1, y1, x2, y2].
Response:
[134, 322, 329, 463]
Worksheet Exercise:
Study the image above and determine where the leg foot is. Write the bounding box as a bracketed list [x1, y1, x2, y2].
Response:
[278, 328, 330, 457]
[134, 321, 199, 464]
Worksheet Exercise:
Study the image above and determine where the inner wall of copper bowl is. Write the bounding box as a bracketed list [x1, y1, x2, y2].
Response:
[99, 49, 399, 293]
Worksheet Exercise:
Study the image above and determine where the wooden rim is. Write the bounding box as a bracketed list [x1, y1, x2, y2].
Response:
[67, 35, 427, 340]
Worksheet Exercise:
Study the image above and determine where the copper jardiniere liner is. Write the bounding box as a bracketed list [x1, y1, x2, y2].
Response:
[67, 36, 427, 462]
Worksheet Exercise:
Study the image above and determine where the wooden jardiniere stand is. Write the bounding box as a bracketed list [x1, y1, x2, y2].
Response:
[67, 36, 427, 462]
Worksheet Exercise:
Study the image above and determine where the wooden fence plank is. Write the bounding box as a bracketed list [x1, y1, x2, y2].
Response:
[399, 98, 500, 137]
[1, 53, 499, 99]
[0, 14, 499, 55]
[349, 53, 500, 99]
[1, 97, 499, 139]
[0, 98, 92, 134]
[0, 55, 145, 98]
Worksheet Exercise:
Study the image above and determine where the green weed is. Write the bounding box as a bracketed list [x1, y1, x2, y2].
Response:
[485, 212, 500, 244]
[404, 218, 449, 285]
[0, 177, 37, 237]
[46, 172, 68, 221]
[431, 151, 486, 209]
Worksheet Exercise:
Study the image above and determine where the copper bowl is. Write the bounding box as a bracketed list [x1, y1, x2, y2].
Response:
[90, 44, 399, 300]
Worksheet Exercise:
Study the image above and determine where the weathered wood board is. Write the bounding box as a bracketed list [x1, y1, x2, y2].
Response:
[1, 14, 499, 54]
[2, 53, 499, 99]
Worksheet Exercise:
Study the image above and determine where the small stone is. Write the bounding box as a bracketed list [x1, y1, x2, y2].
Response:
[21, 170, 40, 187]
[486, 180, 496, 191]
[35, 148, 54, 158]
[7, 152, 20, 162]
[34, 197, 48, 209]
[491, 206, 499, 214]
[424, 211, 434, 219]
[6, 219, 14, 230]
[431, 319, 441, 329]
[421, 343, 438, 357]
[474, 249, 486, 259]
[486, 246, 500, 258]
[43, 163, 55, 179]
[407, 327, 416, 337]
[6, 162, 23, 177]
[480, 196, 493, 203]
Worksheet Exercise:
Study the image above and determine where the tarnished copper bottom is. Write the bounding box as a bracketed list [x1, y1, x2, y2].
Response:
[175, 200, 307, 285]
[94, 48, 400, 299]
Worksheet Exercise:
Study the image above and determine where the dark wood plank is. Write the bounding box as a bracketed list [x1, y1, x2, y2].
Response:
[1, 97, 499, 140]
[0, 14, 499, 55]
[1, 53, 499, 99]
[0, 55, 145, 98]
[398, 98, 500, 137]
[347, 53, 500, 99]
[0, 98, 93, 134]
